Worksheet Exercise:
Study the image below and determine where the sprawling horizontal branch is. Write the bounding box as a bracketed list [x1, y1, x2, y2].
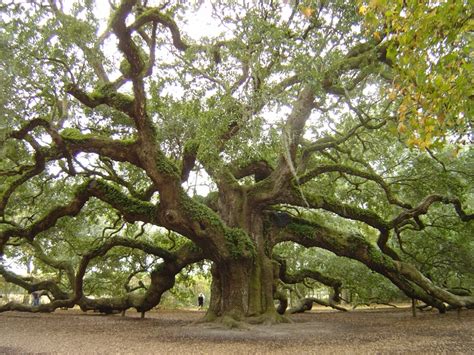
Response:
[0, 238, 204, 314]
[391, 194, 473, 227]
[231, 160, 274, 182]
[299, 164, 411, 209]
[287, 190, 390, 231]
[74, 236, 178, 301]
[66, 83, 135, 117]
[0, 299, 75, 313]
[61, 132, 141, 165]
[8, 118, 51, 140]
[288, 297, 348, 313]
[272, 214, 474, 311]
[274, 254, 341, 302]
[0, 179, 158, 252]
[282, 183, 471, 241]
[0, 265, 69, 301]
[75, 241, 204, 313]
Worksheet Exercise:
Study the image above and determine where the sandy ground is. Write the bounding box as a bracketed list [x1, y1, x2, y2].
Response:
[0, 307, 473, 354]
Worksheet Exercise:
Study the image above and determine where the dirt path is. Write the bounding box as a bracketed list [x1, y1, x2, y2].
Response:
[0, 308, 473, 354]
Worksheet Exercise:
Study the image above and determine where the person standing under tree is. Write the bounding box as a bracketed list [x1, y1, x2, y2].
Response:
[31, 291, 40, 307]
[198, 293, 205, 309]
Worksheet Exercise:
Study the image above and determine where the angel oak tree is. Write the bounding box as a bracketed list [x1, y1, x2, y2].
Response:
[0, 0, 472, 324]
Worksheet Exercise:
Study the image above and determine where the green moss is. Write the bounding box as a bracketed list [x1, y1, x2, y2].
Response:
[248, 258, 262, 311]
[224, 227, 256, 258]
[61, 127, 82, 139]
[120, 59, 132, 76]
[183, 241, 203, 253]
[60, 128, 95, 141]
[192, 191, 218, 209]
[156, 152, 180, 178]
[183, 139, 199, 155]
[91, 83, 116, 99]
[287, 223, 315, 239]
[180, 191, 222, 228]
[109, 93, 134, 111]
[94, 180, 155, 217]
[366, 245, 396, 270]
[91, 83, 134, 112]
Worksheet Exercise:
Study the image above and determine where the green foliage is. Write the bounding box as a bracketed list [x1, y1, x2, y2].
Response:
[160, 268, 211, 309]
[1, 0, 472, 314]
[359, 0, 473, 147]
[275, 243, 404, 304]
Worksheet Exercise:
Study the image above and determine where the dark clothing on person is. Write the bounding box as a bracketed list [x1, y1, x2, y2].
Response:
[31, 291, 40, 306]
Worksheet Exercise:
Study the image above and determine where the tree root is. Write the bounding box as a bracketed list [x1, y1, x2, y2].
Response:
[246, 311, 291, 325]
[195, 310, 291, 328]
[288, 297, 348, 313]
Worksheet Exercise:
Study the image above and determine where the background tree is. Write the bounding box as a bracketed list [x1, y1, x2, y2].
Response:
[0, 0, 472, 324]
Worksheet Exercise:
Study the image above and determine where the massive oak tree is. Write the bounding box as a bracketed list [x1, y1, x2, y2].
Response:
[0, 0, 472, 323]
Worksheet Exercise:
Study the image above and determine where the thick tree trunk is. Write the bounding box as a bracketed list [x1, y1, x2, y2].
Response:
[205, 197, 279, 322]
[207, 254, 276, 321]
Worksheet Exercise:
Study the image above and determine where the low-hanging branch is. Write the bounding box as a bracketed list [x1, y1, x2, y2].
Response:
[0, 236, 204, 314]
[271, 214, 474, 312]
[288, 297, 348, 313]
[274, 254, 342, 302]
[0, 179, 158, 253]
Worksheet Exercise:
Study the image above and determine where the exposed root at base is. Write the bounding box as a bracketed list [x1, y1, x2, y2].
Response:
[246, 312, 291, 325]
[194, 311, 291, 329]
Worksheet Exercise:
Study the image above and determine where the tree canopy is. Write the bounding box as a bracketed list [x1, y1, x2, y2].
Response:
[0, 0, 472, 323]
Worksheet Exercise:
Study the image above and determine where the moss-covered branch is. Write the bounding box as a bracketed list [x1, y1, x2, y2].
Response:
[0, 265, 69, 302]
[231, 160, 274, 182]
[288, 297, 348, 313]
[0, 179, 157, 253]
[130, 8, 189, 51]
[273, 215, 474, 311]
[287, 190, 391, 231]
[60, 128, 141, 165]
[0, 238, 204, 314]
[76, 241, 204, 313]
[66, 83, 135, 117]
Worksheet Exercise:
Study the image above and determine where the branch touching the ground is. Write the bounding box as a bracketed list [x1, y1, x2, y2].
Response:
[1, 237, 204, 315]
[0, 265, 69, 301]
[271, 214, 474, 312]
[288, 297, 348, 313]
[275, 254, 342, 302]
